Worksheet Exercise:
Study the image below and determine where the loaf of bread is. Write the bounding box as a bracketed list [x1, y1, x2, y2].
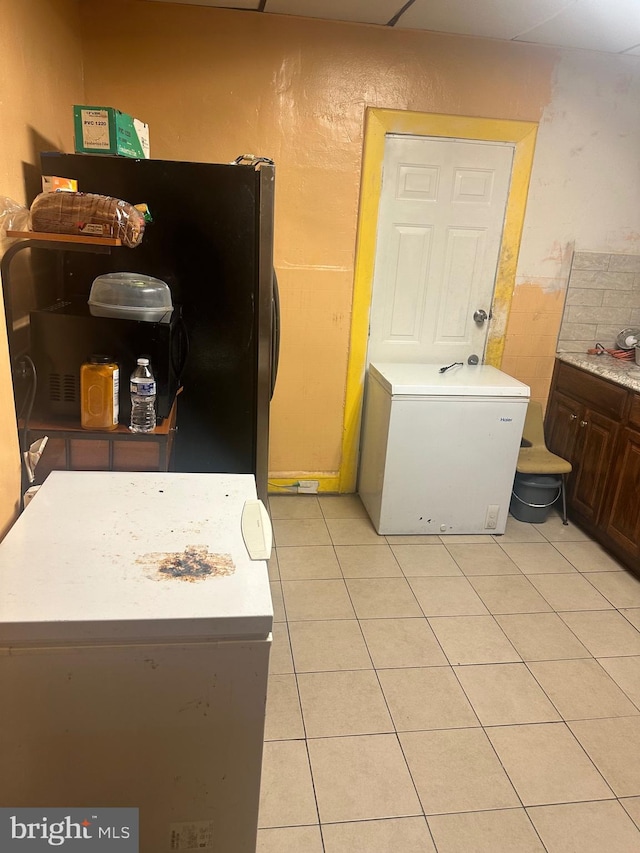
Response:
[30, 191, 145, 248]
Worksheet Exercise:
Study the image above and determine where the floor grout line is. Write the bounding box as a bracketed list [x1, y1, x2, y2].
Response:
[263, 501, 640, 846]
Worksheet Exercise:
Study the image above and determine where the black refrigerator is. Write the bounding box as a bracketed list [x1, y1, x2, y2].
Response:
[38, 152, 277, 502]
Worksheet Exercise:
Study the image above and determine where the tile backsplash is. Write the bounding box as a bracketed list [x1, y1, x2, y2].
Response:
[557, 251, 640, 353]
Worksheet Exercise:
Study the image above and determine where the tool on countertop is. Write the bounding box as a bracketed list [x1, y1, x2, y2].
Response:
[587, 343, 635, 360]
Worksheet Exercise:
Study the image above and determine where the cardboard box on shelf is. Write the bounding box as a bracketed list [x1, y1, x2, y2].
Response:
[73, 106, 150, 159]
[42, 176, 78, 193]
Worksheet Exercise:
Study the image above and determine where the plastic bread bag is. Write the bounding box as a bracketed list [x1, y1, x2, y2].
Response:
[0, 196, 31, 238]
[30, 191, 146, 248]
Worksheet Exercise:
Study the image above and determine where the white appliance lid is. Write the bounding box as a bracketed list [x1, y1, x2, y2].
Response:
[0, 472, 273, 645]
[369, 362, 530, 397]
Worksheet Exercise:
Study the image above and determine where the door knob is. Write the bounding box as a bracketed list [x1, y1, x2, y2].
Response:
[580, 420, 588, 428]
[473, 309, 488, 324]
[570, 414, 577, 420]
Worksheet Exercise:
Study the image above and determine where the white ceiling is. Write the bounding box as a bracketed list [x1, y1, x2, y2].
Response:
[148, 0, 640, 55]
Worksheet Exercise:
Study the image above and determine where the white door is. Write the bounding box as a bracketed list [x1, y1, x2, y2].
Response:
[367, 134, 514, 365]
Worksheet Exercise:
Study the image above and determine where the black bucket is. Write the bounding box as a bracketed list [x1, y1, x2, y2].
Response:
[510, 473, 562, 523]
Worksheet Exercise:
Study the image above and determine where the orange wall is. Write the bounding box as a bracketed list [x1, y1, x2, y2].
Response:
[0, 0, 84, 537]
[500, 285, 566, 408]
[78, 0, 557, 476]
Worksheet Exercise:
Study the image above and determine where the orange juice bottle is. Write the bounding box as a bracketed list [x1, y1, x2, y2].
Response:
[80, 355, 120, 430]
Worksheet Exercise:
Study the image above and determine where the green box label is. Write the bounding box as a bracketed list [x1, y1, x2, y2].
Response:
[81, 108, 111, 149]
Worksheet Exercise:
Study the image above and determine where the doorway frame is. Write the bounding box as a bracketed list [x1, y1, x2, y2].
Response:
[339, 107, 538, 493]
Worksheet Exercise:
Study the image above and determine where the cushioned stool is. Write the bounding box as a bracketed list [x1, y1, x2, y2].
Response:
[516, 401, 572, 525]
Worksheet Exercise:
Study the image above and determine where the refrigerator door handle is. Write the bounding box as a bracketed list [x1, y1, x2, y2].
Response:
[241, 500, 273, 560]
[270, 269, 280, 400]
[171, 314, 190, 381]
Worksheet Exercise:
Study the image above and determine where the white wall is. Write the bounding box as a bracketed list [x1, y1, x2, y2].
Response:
[517, 50, 640, 291]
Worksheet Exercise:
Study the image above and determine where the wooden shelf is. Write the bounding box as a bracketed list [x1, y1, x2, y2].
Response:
[23, 390, 182, 437]
[7, 230, 122, 247]
[22, 398, 178, 478]
[25, 410, 176, 437]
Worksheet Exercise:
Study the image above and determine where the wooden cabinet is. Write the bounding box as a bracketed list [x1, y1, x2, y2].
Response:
[604, 427, 640, 562]
[571, 409, 619, 523]
[546, 392, 581, 468]
[26, 398, 177, 484]
[545, 360, 639, 574]
[546, 385, 621, 524]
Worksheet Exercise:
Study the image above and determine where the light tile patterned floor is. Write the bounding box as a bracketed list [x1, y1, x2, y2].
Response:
[259, 495, 640, 852]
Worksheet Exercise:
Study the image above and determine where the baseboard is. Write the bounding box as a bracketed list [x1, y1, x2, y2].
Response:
[268, 474, 342, 494]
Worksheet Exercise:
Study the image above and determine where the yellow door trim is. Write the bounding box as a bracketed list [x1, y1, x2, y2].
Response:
[339, 107, 538, 493]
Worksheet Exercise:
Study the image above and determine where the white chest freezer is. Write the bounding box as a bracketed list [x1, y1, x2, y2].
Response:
[358, 362, 530, 535]
[0, 471, 273, 853]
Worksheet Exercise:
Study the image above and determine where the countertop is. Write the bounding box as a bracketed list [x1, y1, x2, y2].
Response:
[557, 352, 640, 394]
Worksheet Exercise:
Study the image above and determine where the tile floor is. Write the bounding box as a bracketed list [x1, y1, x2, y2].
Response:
[258, 494, 640, 852]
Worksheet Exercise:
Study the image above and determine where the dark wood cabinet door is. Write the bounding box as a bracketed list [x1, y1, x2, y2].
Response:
[571, 409, 619, 524]
[544, 360, 640, 575]
[545, 391, 582, 467]
[604, 427, 640, 562]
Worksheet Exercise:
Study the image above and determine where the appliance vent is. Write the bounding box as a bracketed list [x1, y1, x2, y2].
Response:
[49, 373, 78, 403]
[63, 374, 77, 402]
[43, 301, 72, 312]
[49, 373, 61, 402]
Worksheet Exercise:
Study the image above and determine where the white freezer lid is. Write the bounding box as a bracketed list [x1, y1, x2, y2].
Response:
[369, 362, 530, 397]
[0, 472, 273, 645]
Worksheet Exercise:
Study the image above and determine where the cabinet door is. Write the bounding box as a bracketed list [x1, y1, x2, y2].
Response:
[545, 392, 581, 466]
[571, 409, 619, 524]
[604, 427, 640, 562]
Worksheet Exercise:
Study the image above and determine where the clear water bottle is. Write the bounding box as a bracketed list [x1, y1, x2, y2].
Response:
[129, 357, 156, 433]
